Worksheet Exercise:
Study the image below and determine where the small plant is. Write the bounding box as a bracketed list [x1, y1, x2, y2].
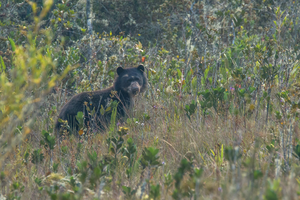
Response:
[77, 160, 89, 184]
[86, 151, 104, 188]
[7, 181, 25, 200]
[264, 179, 281, 200]
[149, 184, 160, 200]
[293, 139, 300, 160]
[122, 186, 137, 200]
[123, 137, 137, 179]
[34, 177, 43, 191]
[198, 86, 228, 119]
[23, 150, 30, 165]
[31, 149, 44, 165]
[224, 146, 242, 162]
[164, 172, 173, 192]
[75, 111, 85, 135]
[53, 163, 59, 173]
[105, 126, 129, 196]
[172, 158, 202, 199]
[210, 144, 224, 167]
[140, 147, 161, 169]
[109, 100, 119, 134]
[40, 130, 56, 150]
[184, 100, 197, 121]
[107, 127, 128, 161]
[40, 130, 56, 168]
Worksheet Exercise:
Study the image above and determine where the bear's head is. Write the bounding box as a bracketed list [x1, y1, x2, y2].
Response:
[115, 65, 147, 97]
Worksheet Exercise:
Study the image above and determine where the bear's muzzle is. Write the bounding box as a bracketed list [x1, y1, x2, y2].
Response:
[130, 81, 141, 96]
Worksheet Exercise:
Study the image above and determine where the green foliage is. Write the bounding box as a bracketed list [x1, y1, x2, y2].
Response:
[109, 100, 119, 134]
[123, 137, 137, 167]
[53, 163, 59, 173]
[184, 100, 197, 120]
[173, 159, 192, 189]
[122, 186, 137, 199]
[293, 140, 300, 159]
[172, 158, 203, 199]
[75, 111, 84, 131]
[265, 188, 278, 200]
[31, 149, 44, 164]
[210, 144, 224, 167]
[0, 1, 71, 168]
[266, 139, 277, 153]
[8, 181, 24, 200]
[224, 146, 242, 162]
[40, 130, 56, 150]
[149, 184, 160, 200]
[0, 56, 5, 71]
[107, 131, 125, 156]
[22, 150, 30, 165]
[198, 87, 227, 115]
[264, 179, 281, 200]
[77, 160, 88, 184]
[253, 170, 263, 180]
[8, 37, 16, 52]
[140, 147, 161, 169]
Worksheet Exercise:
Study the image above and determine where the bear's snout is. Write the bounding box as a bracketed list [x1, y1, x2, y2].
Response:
[131, 82, 141, 95]
[132, 87, 140, 95]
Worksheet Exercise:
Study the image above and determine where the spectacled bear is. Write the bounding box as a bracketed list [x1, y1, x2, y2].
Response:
[55, 65, 147, 134]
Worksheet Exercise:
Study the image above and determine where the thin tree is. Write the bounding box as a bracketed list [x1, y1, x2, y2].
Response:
[86, 0, 93, 91]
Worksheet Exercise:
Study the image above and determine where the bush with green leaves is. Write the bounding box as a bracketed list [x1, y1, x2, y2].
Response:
[0, 0, 70, 167]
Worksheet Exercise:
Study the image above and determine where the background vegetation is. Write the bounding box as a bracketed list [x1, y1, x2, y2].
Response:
[1, 0, 300, 199]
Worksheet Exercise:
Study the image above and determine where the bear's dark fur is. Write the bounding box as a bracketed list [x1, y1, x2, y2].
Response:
[55, 65, 147, 133]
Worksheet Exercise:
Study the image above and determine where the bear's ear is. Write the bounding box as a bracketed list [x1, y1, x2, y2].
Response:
[117, 67, 124, 75]
[137, 65, 145, 73]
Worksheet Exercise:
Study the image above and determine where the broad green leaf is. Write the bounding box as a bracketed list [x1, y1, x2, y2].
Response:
[0, 56, 6, 71]
[204, 67, 209, 80]
[177, 69, 182, 79]
[8, 37, 16, 51]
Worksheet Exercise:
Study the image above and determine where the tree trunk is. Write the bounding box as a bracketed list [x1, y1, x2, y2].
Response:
[86, 0, 93, 91]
